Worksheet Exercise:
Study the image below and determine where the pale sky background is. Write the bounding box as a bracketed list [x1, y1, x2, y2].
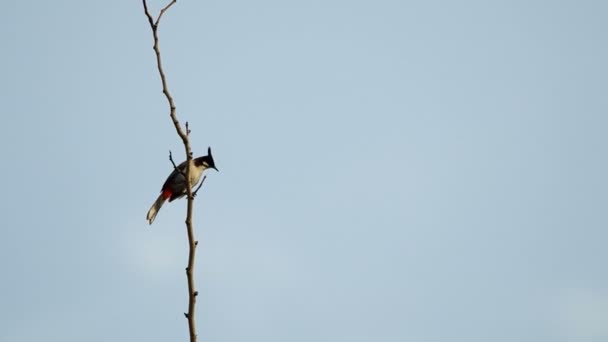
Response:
[1, 1, 607, 341]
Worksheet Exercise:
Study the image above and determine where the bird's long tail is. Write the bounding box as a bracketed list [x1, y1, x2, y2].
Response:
[146, 194, 167, 225]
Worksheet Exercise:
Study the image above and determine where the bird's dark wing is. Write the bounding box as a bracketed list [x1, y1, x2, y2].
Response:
[160, 160, 188, 191]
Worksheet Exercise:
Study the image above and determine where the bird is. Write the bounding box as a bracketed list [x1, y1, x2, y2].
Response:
[146, 147, 218, 225]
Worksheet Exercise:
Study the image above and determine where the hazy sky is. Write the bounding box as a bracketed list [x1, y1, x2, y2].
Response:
[1, 1, 607, 341]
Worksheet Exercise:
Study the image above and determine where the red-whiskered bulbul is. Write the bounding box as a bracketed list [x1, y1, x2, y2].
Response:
[146, 147, 218, 225]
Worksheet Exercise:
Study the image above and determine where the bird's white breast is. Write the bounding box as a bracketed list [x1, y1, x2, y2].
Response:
[188, 161, 205, 186]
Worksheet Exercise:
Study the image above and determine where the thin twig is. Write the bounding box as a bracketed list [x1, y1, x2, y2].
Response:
[169, 150, 178, 168]
[142, 1, 198, 341]
[193, 175, 207, 197]
[156, 0, 177, 26]
[142, 0, 154, 28]
[169, 150, 187, 178]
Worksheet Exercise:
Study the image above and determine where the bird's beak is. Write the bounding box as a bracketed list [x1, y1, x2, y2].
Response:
[213, 166, 219, 172]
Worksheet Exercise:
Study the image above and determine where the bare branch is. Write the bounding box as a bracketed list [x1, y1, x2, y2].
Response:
[169, 150, 178, 169]
[193, 175, 207, 197]
[142, 0, 155, 28]
[168, 150, 186, 178]
[156, 0, 177, 26]
[142, 1, 198, 341]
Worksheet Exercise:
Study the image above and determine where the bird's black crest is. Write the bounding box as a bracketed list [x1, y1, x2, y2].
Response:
[196, 146, 218, 171]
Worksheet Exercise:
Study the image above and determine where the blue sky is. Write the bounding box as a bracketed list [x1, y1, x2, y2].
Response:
[1, 1, 607, 341]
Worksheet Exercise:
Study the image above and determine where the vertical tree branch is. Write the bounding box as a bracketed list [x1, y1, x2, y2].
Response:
[142, 1, 198, 341]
